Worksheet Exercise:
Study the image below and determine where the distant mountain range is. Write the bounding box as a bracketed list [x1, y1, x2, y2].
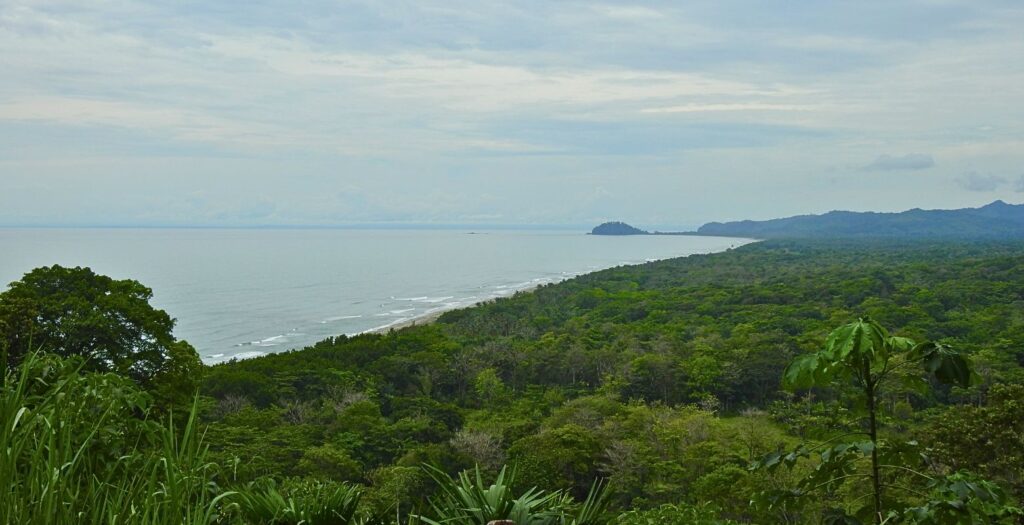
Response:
[593, 200, 1024, 239]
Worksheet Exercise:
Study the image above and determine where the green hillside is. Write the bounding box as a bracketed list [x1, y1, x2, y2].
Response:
[4, 239, 1024, 523]
[696, 200, 1024, 239]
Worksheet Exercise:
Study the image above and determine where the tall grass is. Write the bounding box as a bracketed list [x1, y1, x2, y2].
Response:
[0, 353, 607, 525]
[0, 353, 231, 524]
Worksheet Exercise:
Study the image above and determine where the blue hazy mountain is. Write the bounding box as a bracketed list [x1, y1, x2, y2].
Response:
[695, 200, 1024, 239]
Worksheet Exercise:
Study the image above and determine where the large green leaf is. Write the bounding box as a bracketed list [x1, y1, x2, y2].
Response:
[781, 353, 821, 390]
[785, 318, 895, 391]
[898, 375, 931, 396]
[823, 318, 889, 372]
[928, 352, 972, 389]
[911, 342, 972, 388]
[886, 336, 917, 354]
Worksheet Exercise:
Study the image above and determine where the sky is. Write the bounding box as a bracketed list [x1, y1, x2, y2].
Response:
[1, 0, 1023, 229]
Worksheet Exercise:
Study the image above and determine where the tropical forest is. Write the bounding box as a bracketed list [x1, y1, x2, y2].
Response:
[3, 237, 1023, 524]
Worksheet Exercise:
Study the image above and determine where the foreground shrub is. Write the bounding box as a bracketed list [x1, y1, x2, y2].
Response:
[417, 464, 610, 525]
[615, 504, 738, 525]
[0, 353, 229, 524]
[233, 478, 363, 525]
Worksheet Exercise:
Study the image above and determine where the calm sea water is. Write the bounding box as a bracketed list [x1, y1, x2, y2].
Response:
[0, 228, 750, 363]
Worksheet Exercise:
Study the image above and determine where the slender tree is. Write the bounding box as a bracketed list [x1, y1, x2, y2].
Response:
[753, 318, 1018, 524]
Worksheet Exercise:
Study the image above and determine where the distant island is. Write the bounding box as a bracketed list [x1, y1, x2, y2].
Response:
[594, 200, 1024, 239]
[591, 221, 649, 235]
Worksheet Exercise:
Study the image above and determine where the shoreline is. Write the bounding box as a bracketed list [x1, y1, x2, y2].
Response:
[367, 284, 545, 334]
[364, 236, 757, 335]
[214, 236, 757, 361]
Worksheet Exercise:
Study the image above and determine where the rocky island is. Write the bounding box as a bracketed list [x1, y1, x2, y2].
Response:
[590, 221, 649, 235]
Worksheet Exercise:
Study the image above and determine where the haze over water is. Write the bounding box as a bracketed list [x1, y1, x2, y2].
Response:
[0, 228, 749, 363]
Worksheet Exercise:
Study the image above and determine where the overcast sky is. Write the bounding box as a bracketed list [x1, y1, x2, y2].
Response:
[2, 0, 1023, 228]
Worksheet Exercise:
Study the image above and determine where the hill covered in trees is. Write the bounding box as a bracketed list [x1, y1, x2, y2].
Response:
[196, 238, 1024, 523]
[696, 200, 1024, 239]
[3, 239, 1024, 523]
[591, 222, 649, 235]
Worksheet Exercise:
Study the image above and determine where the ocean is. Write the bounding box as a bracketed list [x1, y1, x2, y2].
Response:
[0, 228, 750, 363]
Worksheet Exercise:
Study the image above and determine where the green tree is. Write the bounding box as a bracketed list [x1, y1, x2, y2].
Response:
[474, 367, 506, 405]
[924, 384, 1024, 500]
[754, 318, 1019, 524]
[297, 444, 363, 481]
[508, 424, 602, 497]
[362, 466, 426, 524]
[0, 265, 201, 403]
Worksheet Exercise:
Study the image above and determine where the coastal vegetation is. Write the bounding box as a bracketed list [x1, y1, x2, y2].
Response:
[2, 238, 1024, 523]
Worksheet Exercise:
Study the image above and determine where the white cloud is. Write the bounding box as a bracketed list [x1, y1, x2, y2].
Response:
[863, 154, 935, 171]
[591, 5, 666, 20]
[958, 173, 1007, 192]
[640, 103, 818, 114]
[201, 34, 795, 112]
[0, 0, 1023, 226]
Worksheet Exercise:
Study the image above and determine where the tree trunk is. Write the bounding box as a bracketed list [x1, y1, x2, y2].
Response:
[865, 377, 883, 524]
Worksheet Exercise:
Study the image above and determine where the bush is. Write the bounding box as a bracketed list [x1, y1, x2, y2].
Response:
[0, 353, 229, 524]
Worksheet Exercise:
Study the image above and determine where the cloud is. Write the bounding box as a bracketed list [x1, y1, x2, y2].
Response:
[1015, 175, 1024, 193]
[640, 103, 818, 114]
[863, 154, 935, 171]
[485, 118, 830, 156]
[1, 0, 1024, 226]
[958, 172, 1007, 192]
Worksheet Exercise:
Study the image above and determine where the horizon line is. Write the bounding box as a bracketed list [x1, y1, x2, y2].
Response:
[0, 222, 606, 231]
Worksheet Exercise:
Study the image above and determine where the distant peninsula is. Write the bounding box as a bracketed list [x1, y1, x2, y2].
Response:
[592, 200, 1024, 240]
[590, 222, 649, 235]
[696, 200, 1024, 239]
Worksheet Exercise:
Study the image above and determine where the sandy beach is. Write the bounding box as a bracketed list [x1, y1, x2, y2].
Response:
[369, 283, 544, 334]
